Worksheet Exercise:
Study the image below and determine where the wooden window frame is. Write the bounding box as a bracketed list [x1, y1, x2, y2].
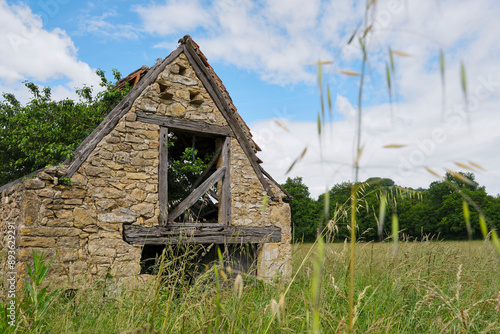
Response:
[153, 120, 231, 226]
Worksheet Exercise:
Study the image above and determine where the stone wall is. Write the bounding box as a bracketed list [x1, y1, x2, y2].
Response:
[0, 51, 291, 290]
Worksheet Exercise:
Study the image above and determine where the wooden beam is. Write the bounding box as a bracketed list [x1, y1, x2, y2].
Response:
[221, 136, 231, 225]
[123, 224, 281, 245]
[181, 43, 277, 201]
[168, 167, 226, 221]
[136, 111, 233, 137]
[189, 147, 221, 191]
[159, 127, 168, 224]
[259, 165, 293, 200]
[65, 47, 184, 178]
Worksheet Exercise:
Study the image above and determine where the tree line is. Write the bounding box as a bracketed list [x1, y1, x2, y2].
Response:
[282, 173, 500, 242]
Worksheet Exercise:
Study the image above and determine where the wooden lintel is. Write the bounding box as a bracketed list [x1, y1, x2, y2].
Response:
[168, 166, 226, 221]
[123, 224, 281, 245]
[136, 111, 233, 137]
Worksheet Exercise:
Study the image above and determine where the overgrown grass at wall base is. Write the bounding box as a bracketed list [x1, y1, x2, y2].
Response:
[2, 241, 497, 333]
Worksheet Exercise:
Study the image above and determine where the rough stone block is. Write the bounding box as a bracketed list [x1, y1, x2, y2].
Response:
[170, 75, 198, 86]
[106, 136, 121, 144]
[175, 89, 190, 100]
[20, 237, 56, 248]
[166, 103, 186, 118]
[88, 187, 125, 199]
[110, 261, 140, 277]
[124, 134, 144, 144]
[131, 189, 146, 202]
[96, 199, 116, 211]
[57, 248, 78, 262]
[131, 157, 153, 167]
[70, 261, 88, 274]
[55, 210, 73, 219]
[88, 239, 117, 258]
[126, 173, 150, 180]
[85, 166, 110, 177]
[45, 219, 74, 228]
[73, 207, 96, 228]
[257, 243, 292, 282]
[24, 179, 46, 189]
[131, 203, 155, 218]
[22, 227, 81, 237]
[57, 237, 80, 248]
[125, 112, 137, 121]
[98, 213, 135, 223]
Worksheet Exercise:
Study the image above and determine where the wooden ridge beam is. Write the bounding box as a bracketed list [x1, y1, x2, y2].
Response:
[123, 224, 281, 245]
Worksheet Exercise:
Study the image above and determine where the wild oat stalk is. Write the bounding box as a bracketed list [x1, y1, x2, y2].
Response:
[311, 237, 325, 334]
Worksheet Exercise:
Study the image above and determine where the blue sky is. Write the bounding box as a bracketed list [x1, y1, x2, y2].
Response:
[2, 0, 500, 198]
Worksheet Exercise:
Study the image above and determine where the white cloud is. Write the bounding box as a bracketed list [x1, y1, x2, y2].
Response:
[0, 0, 100, 102]
[77, 10, 140, 40]
[134, 0, 500, 196]
[135, 0, 210, 36]
[253, 89, 500, 198]
[135, 0, 354, 84]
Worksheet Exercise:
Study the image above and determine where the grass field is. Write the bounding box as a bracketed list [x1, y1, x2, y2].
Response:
[10, 241, 500, 333]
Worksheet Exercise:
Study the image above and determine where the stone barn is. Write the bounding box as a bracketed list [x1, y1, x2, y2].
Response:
[0, 35, 292, 289]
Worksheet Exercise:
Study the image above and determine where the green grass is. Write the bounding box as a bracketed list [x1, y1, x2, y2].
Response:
[9, 240, 498, 333]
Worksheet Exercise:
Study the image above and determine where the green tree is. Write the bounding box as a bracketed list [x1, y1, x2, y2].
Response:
[423, 171, 498, 239]
[0, 70, 130, 185]
[282, 177, 321, 242]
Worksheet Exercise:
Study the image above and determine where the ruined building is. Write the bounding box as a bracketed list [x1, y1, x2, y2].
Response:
[0, 36, 292, 289]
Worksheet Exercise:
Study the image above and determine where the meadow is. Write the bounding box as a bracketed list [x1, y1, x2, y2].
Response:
[17, 240, 498, 333]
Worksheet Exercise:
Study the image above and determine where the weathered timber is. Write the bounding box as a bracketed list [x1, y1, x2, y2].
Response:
[166, 222, 223, 228]
[168, 167, 226, 221]
[181, 42, 277, 201]
[136, 111, 233, 137]
[221, 136, 231, 225]
[259, 165, 293, 200]
[64, 47, 184, 178]
[123, 224, 281, 245]
[189, 147, 221, 191]
[159, 126, 168, 224]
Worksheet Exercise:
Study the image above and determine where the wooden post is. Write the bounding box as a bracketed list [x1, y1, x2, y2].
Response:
[159, 127, 168, 224]
[221, 137, 231, 225]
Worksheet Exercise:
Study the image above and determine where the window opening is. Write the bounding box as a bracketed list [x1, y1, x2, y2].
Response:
[166, 130, 221, 223]
[139, 243, 258, 278]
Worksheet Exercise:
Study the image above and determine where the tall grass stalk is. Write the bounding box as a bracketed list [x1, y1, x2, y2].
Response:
[32, 241, 499, 333]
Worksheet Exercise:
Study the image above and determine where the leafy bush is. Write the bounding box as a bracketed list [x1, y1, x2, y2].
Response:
[0, 70, 130, 186]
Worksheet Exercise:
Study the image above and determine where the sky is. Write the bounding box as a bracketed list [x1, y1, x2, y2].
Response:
[1, 0, 500, 198]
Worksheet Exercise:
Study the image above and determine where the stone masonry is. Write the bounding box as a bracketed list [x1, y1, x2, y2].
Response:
[0, 44, 291, 291]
